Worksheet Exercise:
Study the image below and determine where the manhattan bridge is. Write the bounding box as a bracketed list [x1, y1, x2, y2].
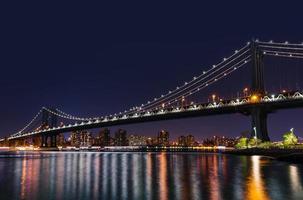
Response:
[1, 40, 303, 148]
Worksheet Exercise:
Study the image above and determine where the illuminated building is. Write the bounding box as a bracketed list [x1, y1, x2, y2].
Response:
[80, 131, 93, 147]
[177, 134, 197, 147]
[114, 129, 128, 146]
[146, 137, 158, 146]
[186, 135, 196, 146]
[178, 135, 187, 146]
[157, 130, 169, 146]
[98, 128, 111, 147]
[128, 134, 148, 146]
[70, 130, 93, 147]
[70, 131, 81, 147]
[202, 136, 237, 147]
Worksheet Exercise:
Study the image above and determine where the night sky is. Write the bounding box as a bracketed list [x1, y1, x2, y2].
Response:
[1, 1, 303, 141]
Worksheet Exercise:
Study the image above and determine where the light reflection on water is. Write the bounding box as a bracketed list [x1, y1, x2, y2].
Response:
[0, 152, 302, 200]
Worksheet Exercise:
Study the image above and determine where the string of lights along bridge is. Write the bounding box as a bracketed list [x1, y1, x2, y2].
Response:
[2, 39, 303, 147]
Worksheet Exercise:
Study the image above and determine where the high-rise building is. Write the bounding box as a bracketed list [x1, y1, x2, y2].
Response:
[70, 131, 81, 147]
[157, 130, 169, 146]
[98, 128, 111, 146]
[80, 131, 93, 147]
[70, 130, 93, 147]
[178, 135, 187, 146]
[186, 135, 196, 146]
[146, 137, 158, 146]
[177, 134, 197, 146]
[114, 129, 128, 146]
[57, 133, 65, 146]
[128, 135, 148, 146]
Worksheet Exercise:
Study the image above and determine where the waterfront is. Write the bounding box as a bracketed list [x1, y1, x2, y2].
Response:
[0, 152, 302, 200]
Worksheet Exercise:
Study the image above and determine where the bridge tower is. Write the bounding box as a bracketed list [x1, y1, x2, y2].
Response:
[41, 108, 58, 147]
[250, 40, 270, 141]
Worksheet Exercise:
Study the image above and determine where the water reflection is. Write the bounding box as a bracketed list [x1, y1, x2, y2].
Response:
[246, 156, 270, 200]
[0, 152, 302, 200]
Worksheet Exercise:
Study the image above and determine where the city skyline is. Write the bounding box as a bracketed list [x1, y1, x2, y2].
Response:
[1, 1, 303, 141]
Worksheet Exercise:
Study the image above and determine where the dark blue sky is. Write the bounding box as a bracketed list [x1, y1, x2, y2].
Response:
[1, 1, 303, 141]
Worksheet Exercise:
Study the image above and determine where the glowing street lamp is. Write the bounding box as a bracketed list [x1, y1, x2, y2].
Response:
[253, 126, 258, 146]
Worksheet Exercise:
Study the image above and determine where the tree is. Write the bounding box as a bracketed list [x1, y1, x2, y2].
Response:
[283, 130, 298, 146]
[235, 137, 248, 149]
[248, 138, 262, 147]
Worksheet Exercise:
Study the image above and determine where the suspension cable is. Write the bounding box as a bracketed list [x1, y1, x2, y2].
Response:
[262, 50, 303, 56]
[259, 44, 303, 51]
[125, 45, 251, 114]
[11, 109, 43, 136]
[263, 52, 303, 59]
[257, 41, 303, 47]
[143, 56, 251, 111]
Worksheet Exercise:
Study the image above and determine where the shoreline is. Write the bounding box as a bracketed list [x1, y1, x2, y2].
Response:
[224, 148, 303, 164]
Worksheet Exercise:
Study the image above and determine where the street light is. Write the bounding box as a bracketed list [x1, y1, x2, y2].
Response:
[253, 126, 258, 146]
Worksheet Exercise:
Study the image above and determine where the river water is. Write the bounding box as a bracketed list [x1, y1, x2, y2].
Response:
[0, 151, 302, 200]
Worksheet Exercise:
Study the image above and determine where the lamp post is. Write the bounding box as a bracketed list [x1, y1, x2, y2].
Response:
[253, 126, 258, 146]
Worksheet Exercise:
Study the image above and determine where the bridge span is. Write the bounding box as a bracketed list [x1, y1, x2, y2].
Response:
[2, 39, 303, 147]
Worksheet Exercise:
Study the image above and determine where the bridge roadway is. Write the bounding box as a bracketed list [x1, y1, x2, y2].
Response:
[8, 91, 303, 140]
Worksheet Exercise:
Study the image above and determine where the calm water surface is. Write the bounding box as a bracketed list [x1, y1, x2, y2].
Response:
[0, 151, 302, 200]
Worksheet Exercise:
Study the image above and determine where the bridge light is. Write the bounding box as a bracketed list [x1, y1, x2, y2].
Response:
[282, 89, 287, 93]
[203, 71, 206, 74]
[193, 76, 197, 80]
[212, 94, 216, 102]
[250, 94, 259, 103]
[213, 65, 216, 68]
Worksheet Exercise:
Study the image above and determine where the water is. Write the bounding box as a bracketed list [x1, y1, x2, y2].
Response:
[0, 152, 302, 200]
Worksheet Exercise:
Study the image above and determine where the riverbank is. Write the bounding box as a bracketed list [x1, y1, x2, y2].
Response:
[224, 148, 303, 163]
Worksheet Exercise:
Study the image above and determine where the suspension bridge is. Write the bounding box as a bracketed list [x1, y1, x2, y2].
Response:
[1, 39, 303, 148]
